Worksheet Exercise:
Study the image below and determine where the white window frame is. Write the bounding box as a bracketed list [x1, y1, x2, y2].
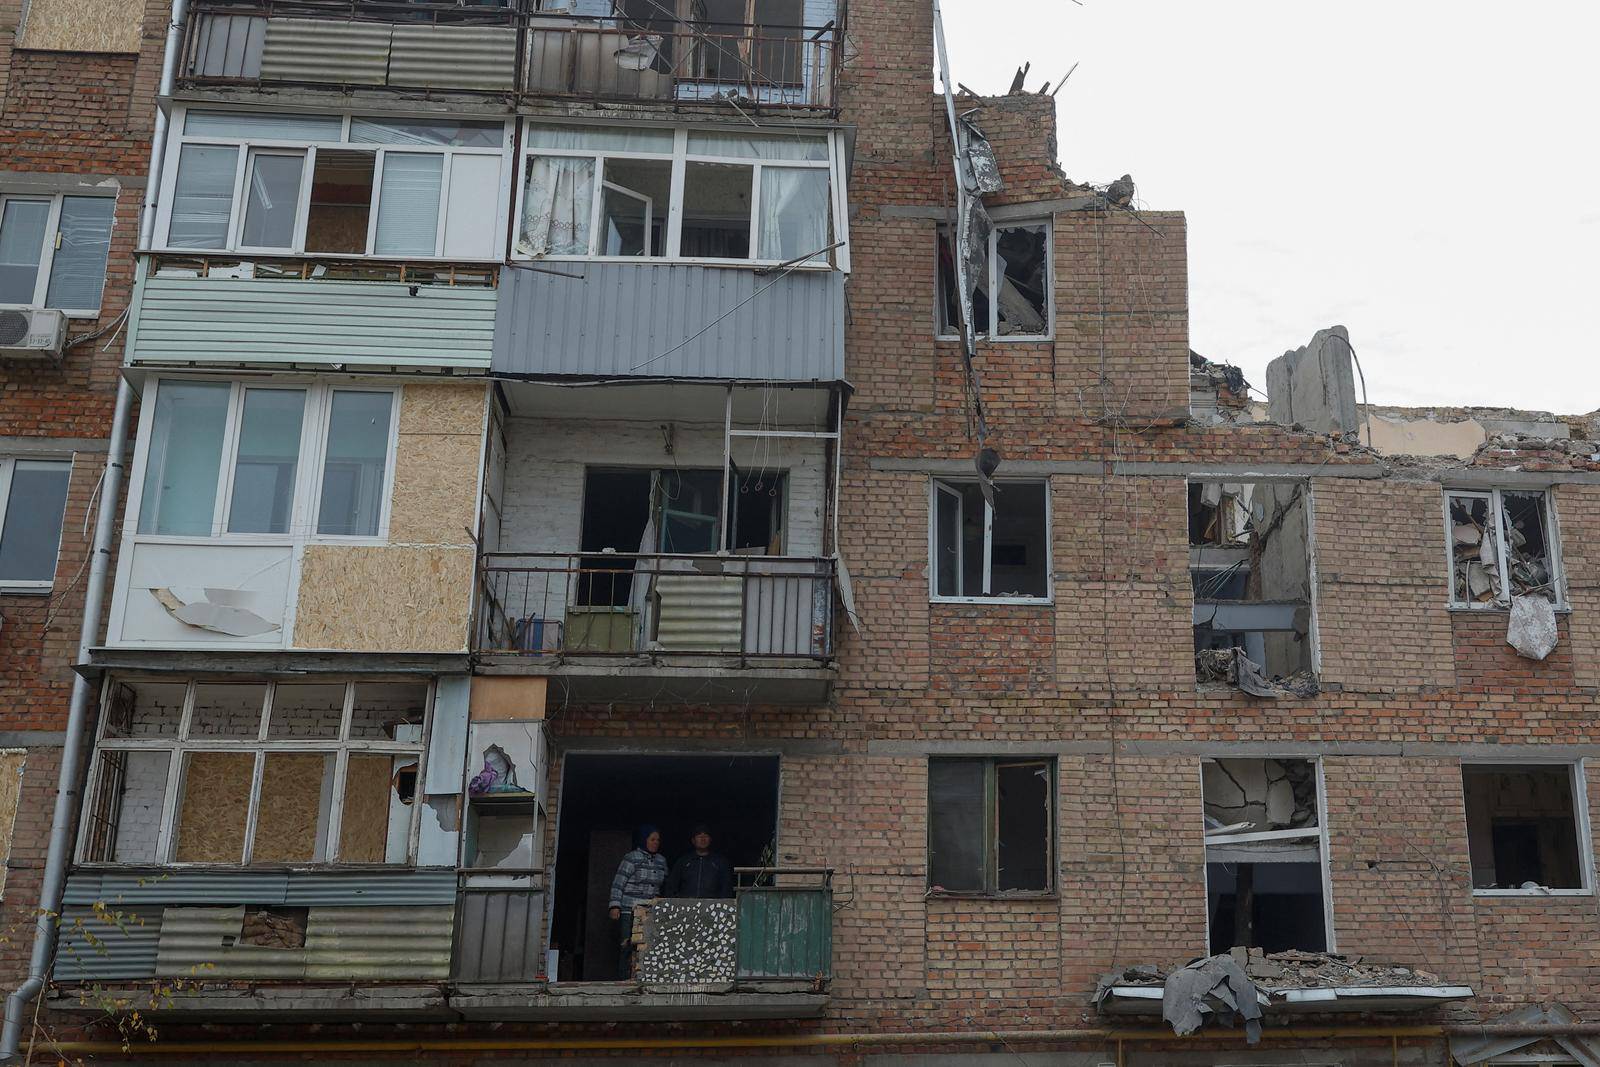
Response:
[153, 107, 512, 261]
[1199, 756, 1336, 955]
[512, 121, 850, 270]
[1464, 759, 1594, 898]
[0, 455, 72, 592]
[0, 191, 116, 317]
[1443, 487, 1566, 609]
[928, 477, 1053, 605]
[126, 375, 399, 546]
[935, 216, 1054, 341]
[77, 677, 431, 867]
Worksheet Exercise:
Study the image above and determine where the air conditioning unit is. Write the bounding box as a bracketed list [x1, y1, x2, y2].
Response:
[0, 309, 66, 360]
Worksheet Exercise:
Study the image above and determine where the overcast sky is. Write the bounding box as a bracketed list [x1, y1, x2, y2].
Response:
[940, 1, 1599, 413]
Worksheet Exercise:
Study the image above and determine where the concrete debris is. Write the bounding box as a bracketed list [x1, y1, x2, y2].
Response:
[957, 117, 1004, 196]
[1104, 174, 1135, 207]
[1196, 647, 1318, 699]
[1157, 954, 1263, 1043]
[1507, 594, 1558, 660]
[1266, 325, 1359, 435]
[1101, 948, 1447, 1012]
[240, 908, 306, 950]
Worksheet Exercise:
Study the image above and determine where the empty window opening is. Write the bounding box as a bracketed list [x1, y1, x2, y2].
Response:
[932, 480, 1048, 600]
[304, 150, 375, 255]
[601, 158, 672, 257]
[549, 753, 778, 982]
[1463, 764, 1585, 891]
[1203, 758, 1326, 955]
[1190, 481, 1315, 691]
[681, 162, 753, 259]
[83, 678, 426, 866]
[928, 757, 1054, 895]
[936, 221, 1049, 339]
[1449, 489, 1561, 607]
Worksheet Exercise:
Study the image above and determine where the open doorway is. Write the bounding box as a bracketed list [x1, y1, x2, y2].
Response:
[549, 753, 779, 982]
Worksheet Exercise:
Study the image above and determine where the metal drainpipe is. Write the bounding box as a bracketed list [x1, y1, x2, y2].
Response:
[0, 0, 185, 1054]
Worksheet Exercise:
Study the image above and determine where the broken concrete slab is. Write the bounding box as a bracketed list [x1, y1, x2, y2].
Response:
[1158, 954, 1264, 1043]
[1266, 325, 1359, 435]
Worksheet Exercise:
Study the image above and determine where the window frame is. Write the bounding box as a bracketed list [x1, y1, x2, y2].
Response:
[77, 677, 432, 868]
[1443, 487, 1566, 609]
[0, 191, 116, 317]
[925, 756, 1056, 898]
[0, 455, 72, 592]
[153, 107, 511, 261]
[512, 121, 850, 270]
[927, 477, 1053, 605]
[1199, 756, 1336, 956]
[1463, 759, 1594, 898]
[128, 375, 399, 546]
[935, 216, 1054, 341]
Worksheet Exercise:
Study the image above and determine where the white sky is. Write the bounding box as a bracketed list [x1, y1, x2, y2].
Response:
[940, 0, 1600, 412]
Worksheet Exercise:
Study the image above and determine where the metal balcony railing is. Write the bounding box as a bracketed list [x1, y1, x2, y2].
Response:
[477, 552, 835, 664]
[179, 0, 841, 112]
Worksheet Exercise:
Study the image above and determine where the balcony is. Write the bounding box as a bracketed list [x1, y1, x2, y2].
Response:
[179, 0, 841, 113]
[477, 552, 835, 703]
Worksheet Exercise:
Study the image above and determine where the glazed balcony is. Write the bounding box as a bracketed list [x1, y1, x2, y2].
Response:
[178, 0, 841, 113]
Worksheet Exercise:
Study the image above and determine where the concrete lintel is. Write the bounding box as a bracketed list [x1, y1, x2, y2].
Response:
[83, 649, 472, 679]
[0, 172, 128, 195]
[1439, 468, 1600, 489]
[989, 195, 1104, 219]
[557, 736, 846, 757]
[866, 458, 1385, 480]
[452, 990, 828, 1021]
[877, 205, 951, 221]
[0, 731, 67, 748]
[0, 436, 110, 455]
[868, 739, 1600, 760]
[524, 661, 835, 707]
[868, 740, 1112, 756]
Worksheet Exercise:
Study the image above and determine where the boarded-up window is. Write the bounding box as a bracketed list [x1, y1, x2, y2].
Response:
[928, 757, 1054, 895]
[18, 0, 143, 53]
[172, 752, 254, 863]
[0, 752, 24, 896]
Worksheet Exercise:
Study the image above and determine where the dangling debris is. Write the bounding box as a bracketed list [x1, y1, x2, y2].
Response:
[1507, 593, 1558, 660]
[1196, 647, 1318, 699]
[1158, 954, 1264, 1043]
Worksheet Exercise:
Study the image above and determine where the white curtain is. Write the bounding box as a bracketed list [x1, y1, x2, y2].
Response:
[757, 166, 828, 261]
[519, 156, 595, 256]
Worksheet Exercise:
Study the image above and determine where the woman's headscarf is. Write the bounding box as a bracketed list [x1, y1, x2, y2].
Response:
[635, 823, 660, 850]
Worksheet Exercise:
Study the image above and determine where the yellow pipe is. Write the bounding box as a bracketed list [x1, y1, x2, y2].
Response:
[35, 1025, 1446, 1056]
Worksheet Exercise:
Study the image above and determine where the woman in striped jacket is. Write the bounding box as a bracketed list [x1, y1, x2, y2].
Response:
[608, 824, 667, 979]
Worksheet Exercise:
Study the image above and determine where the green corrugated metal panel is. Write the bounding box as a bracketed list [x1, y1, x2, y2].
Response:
[304, 905, 454, 980]
[735, 887, 832, 982]
[127, 275, 497, 369]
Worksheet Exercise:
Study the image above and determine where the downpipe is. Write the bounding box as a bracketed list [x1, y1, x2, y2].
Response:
[0, 0, 183, 1052]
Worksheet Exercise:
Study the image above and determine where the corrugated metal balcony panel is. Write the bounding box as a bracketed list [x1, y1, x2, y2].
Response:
[454, 888, 544, 982]
[735, 887, 832, 981]
[65, 868, 291, 905]
[389, 25, 517, 91]
[654, 575, 743, 652]
[155, 906, 308, 979]
[494, 263, 844, 381]
[190, 13, 265, 79]
[304, 905, 454, 980]
[130, 277, 497, 369]
[259, 18, 391, 85]
[283, 869, 457, 906]
[54, 906, 163, 982]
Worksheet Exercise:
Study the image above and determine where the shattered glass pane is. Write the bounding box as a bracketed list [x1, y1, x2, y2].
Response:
[936, 225, 986, 336]
[1501, 491, 1556, 602]
[1448, 494, 1500, 604]
[993, 224, 1048, 337]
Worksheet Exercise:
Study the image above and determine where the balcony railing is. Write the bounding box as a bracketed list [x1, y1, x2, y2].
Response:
[477, 552, 835, 664]
[179, 0, 840, 111]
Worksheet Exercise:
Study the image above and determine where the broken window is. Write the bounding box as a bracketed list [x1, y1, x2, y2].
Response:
[1447, 489, 1562, 607]
[81, 678, 427, 866]
[928, 757, 1054, 895]
[0, 457, 70, 589]
[1202, 758, 1327, 955]
[161, 108, 506, 259]
[1463, 764, 1585, 892]
[936, 220, 1050, 339]
[932, 479, 1049, 600]
[1190, 481, 1315, 693]
[136, 379, 395, 542]
[518, 123, 836, 264]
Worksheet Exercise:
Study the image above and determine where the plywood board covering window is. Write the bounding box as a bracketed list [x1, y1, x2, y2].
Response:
[0, 752, 25, 897]
[173, 752, 254, 863]
[18, 0, 142, 54]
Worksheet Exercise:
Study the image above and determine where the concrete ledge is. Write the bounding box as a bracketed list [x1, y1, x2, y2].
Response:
[452, 984, 829, 1021]
[50, 983, 453, 1021]
[82, 649, 472, 679]
[478, 657, 836, 706]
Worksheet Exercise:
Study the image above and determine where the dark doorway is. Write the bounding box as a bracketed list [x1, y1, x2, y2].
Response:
[550, 753, 780, 981]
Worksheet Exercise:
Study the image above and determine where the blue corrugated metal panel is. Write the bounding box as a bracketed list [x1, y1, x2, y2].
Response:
[128, 275, 497, 370]
[304, 905, 454, 979]
[284, 869, 457, 906]
[156, 906, 308, 979]
[493, 263, 844, 381]
[54, 906, 162, 981]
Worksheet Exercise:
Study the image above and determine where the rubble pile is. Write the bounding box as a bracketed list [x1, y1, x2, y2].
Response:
[1101, 947, 1443, 996]
[240, 908, 306, 950]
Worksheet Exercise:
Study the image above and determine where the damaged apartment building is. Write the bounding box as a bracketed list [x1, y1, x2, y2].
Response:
[1, 0, 1599, 1064]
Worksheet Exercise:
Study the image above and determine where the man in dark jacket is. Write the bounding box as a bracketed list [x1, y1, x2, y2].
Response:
[663, 824, 733, 899]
